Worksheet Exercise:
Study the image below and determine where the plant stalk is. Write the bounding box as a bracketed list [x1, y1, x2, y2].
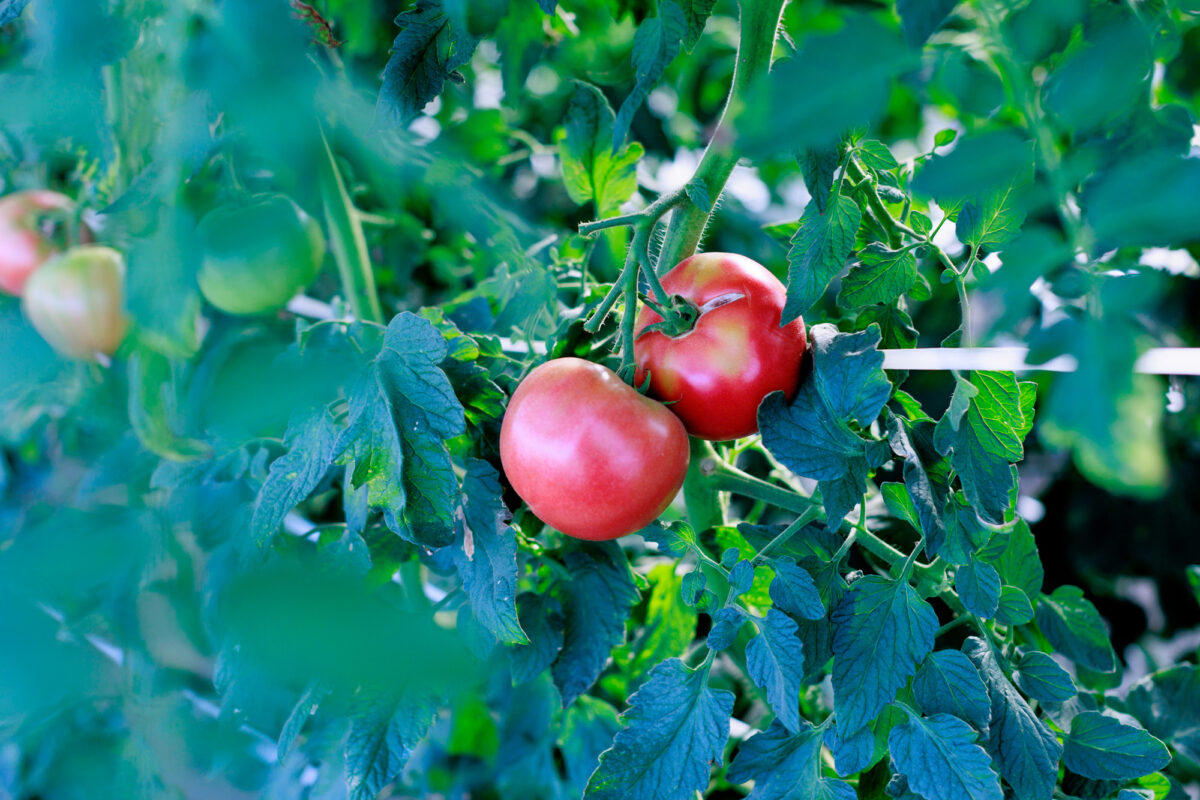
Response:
[657, 0, 788, 269]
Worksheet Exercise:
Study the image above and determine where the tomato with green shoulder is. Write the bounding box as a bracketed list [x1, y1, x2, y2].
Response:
[197, 193, 326, 315]
[22, 245, 128, 361]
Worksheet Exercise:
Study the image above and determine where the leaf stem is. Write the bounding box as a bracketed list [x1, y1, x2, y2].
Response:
[752, 508, 821, 563]
[318, 129, 383, 324]
[934, 614, 973, 638]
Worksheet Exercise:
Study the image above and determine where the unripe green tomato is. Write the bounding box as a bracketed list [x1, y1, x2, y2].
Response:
[196, 193, 326, 315]
[22, 245, 128, 361]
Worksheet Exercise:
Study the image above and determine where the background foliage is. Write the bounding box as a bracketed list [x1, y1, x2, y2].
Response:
[2, 0, 1200, 798]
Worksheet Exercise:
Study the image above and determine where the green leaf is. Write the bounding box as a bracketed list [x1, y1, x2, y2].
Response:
[933, 129, 958, 147]
[560, 695, 622, 795]
[913, 129, 1034, 204]
[377, 2, 481, 127]
[1035, 586, 1117, 673]
[707, 607, 746, 651]
[126, 348, 212, 462]
[1121, 665, 1200, 766]
[831, 576, 938, 735]
[769, 558, 825, 621]
[855, 305, 918, 350]
[888, 419, 949, 556]
[889, 712, 1003, 800]
[964, 637, 1062, 800]
[510, 592, 564, 684]
[278, 682, 329, 764]
[783, 194, 862, 322]
[760, 382, 869, 482]
[612, 2, 686, 151]
[336, 312, 466, 548]
[955, 559, 1001, 618]
[1013, 650, 1076, 704]
[798, 146, 840, 214]
[956, 184, 1027, 249]
[745, 609, 807, 732]
[977, 519, 1043, 599]
[809, 323, 892, 427]
[935, 371, 1032, 525]
[561, 82, 645, 215]
[252, 406, 339, 546]
[740, 15, 916, 154]
[857, 139, 899, 172]
[670, 0, 717, 51]
[838, 243, 917, 308]
[493, 0, 550, 98]
[452, 459, 528, 646]
[896, 0, 961, 47]
[994, 586, 1035, 625]
[1062, 712, 1171, 782]
[1084, 152, 1200, 249]
[1037, 313, 1167, 497]
[0, 0, 31, 26]
[1042, 12, 1151, 134]
[912, 650, 991, 730]
[586, 658, 734, 800]
[552, 542, 640, 706]
[726, 720, 857, 800]
[622, 563, 697, 682]
[345, 688, 439, 800]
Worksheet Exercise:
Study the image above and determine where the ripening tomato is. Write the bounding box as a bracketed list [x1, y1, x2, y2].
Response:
[23, 246, 128, 361]
[634, 252, 808, 441]
[197, 193, 326, 315]
[0, 190, 85, 296]
[499, 358, 689, 541]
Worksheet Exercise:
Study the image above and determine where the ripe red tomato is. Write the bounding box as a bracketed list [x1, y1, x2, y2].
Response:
[22, 246, 128, 361]
[0, 190, 82, 296]
[499, 358, 689, 541]
[634, 252, 808, 441]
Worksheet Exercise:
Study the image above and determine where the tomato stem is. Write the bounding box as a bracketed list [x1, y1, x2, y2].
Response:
[751, 507, 821, 563]
[657, 0, 788, 268]
[846, 158, 902, 250]
[684, 439, 728, 532]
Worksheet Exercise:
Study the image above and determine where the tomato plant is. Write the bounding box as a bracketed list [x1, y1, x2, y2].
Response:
[196, 193, 326, 315]
[0, 190, 81, 296]
[500, 357, 689, 540]
[2, 1, 1199, 799]
[634, 252, 809, 440]
[21, 245, 127, 361]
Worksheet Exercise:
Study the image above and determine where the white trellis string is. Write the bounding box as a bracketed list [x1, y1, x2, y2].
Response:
[285, 297, 1200, 376]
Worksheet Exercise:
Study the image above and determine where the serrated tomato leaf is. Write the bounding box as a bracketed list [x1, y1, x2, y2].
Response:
[831, 576, 937, 735]
[585, 658, 733, 800]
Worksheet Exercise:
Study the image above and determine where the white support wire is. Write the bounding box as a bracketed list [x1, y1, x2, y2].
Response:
[286, 295, 1200, 376]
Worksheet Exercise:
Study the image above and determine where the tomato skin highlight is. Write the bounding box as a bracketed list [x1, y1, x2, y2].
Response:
[499, 358, 690, 541]
[0, 190, 83, 296]
[197, 193, 326, 316]
[634, 252, 808, 441]
[22, 246, 128, 361]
